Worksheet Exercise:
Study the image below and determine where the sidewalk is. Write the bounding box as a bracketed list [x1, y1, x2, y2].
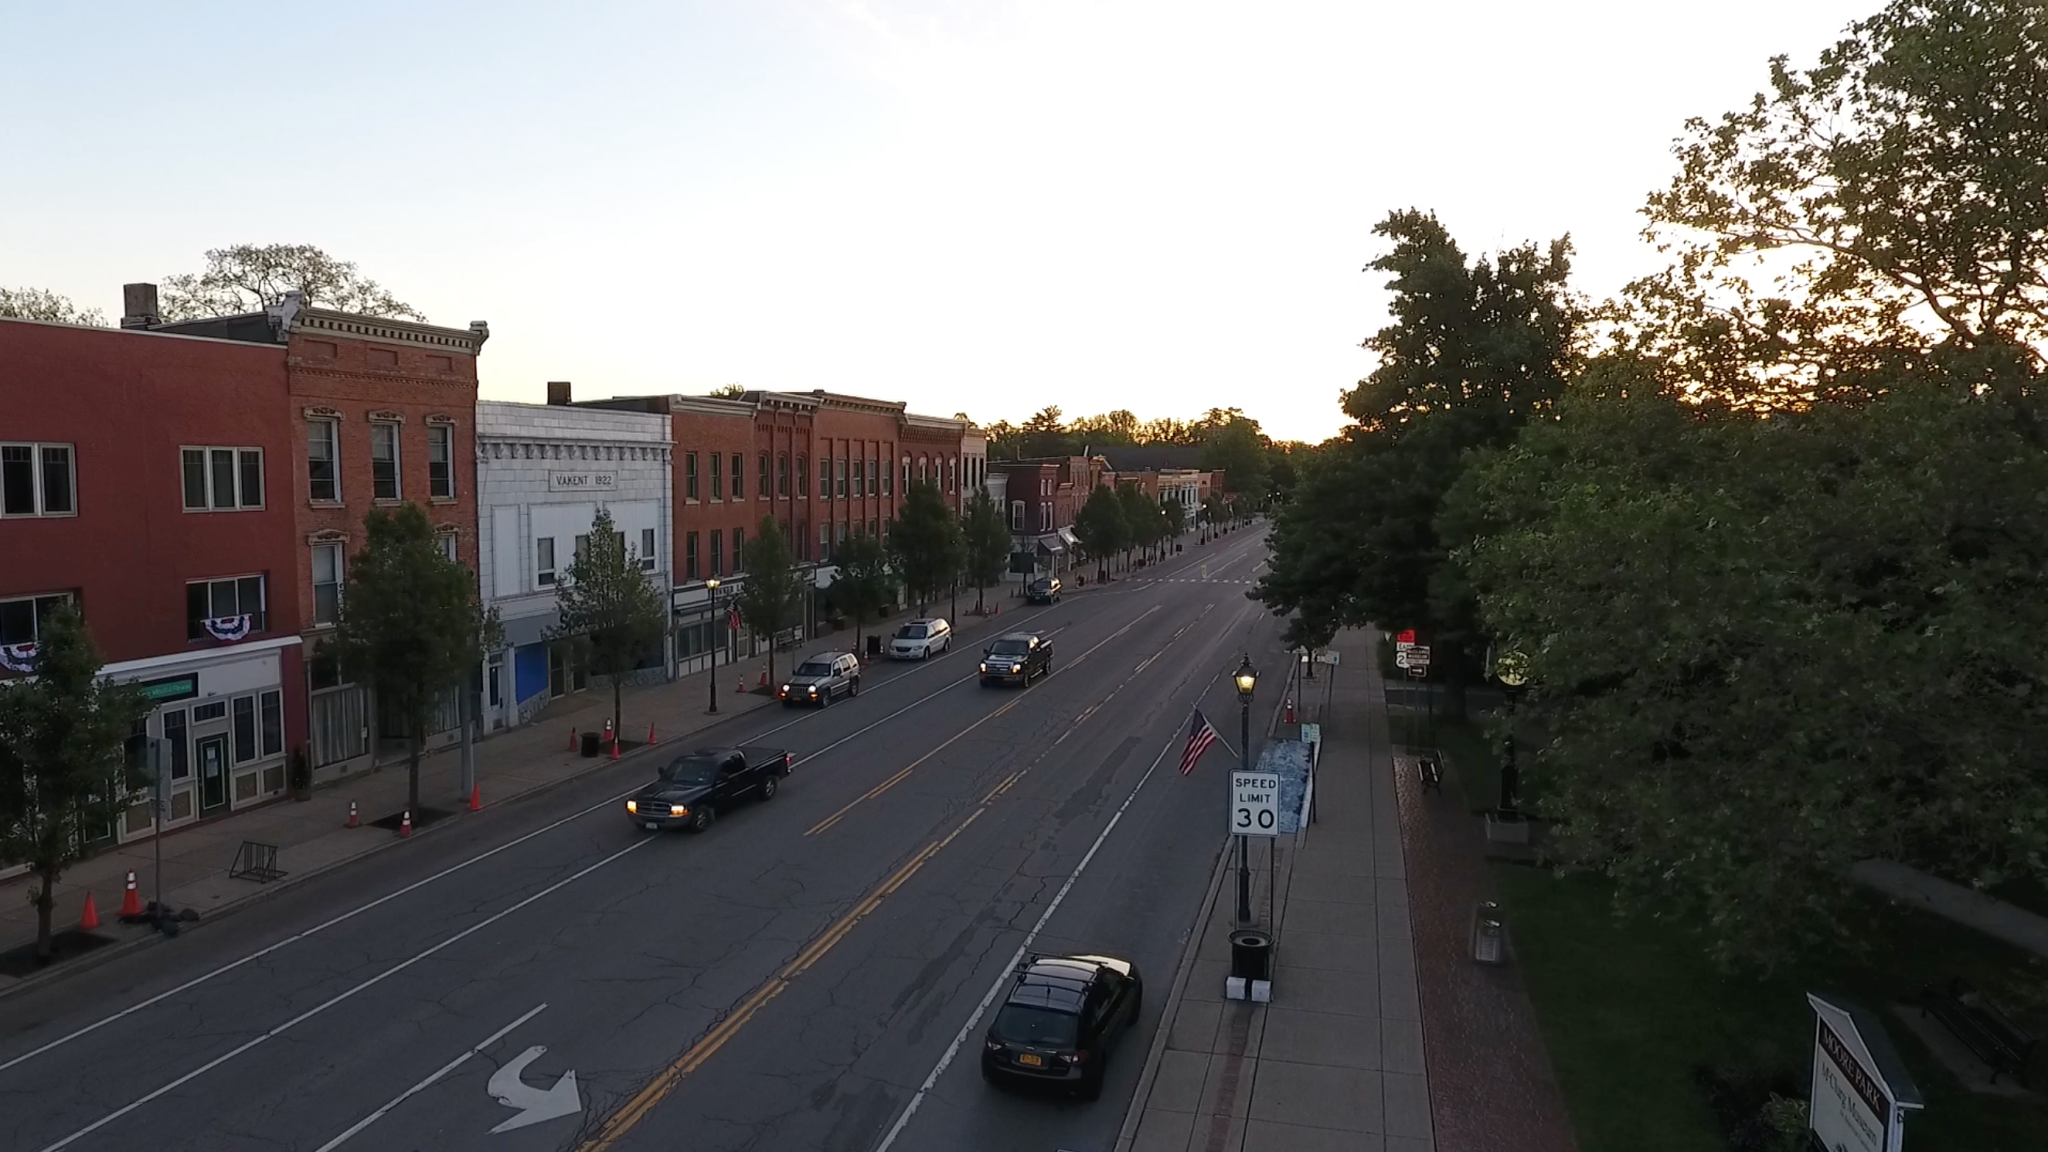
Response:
[1118, 629, 1434, 1152]
[0, 596, 1047, 993]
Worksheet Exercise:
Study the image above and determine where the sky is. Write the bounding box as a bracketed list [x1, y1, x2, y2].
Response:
[3, 0, 1881, 444]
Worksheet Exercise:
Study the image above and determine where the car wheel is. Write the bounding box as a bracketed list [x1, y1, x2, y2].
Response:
[1079, 1054, 1105, 1101]
[759, 775, 779, 801]
[688, 806, 716, 834]
[850, 677, 860, 697]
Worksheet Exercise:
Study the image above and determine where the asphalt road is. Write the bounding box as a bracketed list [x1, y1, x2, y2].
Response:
[0, 527, 1288, 1152]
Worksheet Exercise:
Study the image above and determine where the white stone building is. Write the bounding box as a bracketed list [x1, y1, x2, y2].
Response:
[475, 395, 672, 733]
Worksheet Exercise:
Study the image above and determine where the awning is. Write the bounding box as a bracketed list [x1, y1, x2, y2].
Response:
[1035, 534, 1066, 555]
[1057, 527, 1080, 548]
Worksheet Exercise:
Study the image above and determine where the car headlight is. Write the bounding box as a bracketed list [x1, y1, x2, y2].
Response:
[808, 685, 818, 694]
[625, 800, 638, 813]
[979, 663, 989, 672]
[1010, 663, 1023, 672]
[669, 804, 688, 817]
[780, 684, 791, 694]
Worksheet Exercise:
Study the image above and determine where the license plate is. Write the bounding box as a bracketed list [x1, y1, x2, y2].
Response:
[645, 821, 659, 831]
[1017, 1053, 1043, 1067]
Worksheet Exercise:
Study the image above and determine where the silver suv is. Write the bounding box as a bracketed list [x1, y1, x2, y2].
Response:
[779, 652, 861, 707]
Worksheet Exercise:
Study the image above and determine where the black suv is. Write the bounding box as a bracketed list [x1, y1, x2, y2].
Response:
[981, 954, 1143, 1099]
[979, 632, 1052, 686]
[1025, 576, 1062, 604]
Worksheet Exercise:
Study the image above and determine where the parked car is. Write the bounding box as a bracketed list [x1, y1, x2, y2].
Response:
[981, 953, 1144, 1099]
[1025, 577, 1062, 605]
[779, 652, 861, 706]
[980, 632, 1053, 686]
[888, 617, 952, 660]
[626, 745, 793, 833]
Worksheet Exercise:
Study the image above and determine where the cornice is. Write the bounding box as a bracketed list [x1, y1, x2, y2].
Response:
[297, 309, 488, 355]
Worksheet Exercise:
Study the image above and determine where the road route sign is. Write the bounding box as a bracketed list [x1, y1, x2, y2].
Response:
[1406, 644, 1431, 667]
[1230, 768, 1281, 837]
[1396, 628, 1417, 649]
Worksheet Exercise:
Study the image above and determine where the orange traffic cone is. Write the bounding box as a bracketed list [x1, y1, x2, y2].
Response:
[758, 669, 768, 689]
[646, 722, 657, 746]
[567, 726, 577, 751]
[119, 870, 144, 918]
[736, 675, 746, 694]
[469, 784, 482, 812]
[346, 800, 360, 828]
[610, 738, 621, 761]
[399, 810, 413, 838]
[79, 892, 101, 931]
[602, 718, 614, 743]
[1285, 699, 1295, 724]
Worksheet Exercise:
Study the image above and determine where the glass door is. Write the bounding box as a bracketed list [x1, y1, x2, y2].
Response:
[197, 734, 229, 815]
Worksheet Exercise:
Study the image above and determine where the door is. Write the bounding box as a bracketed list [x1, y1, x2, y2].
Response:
[197, 735, 230, 815]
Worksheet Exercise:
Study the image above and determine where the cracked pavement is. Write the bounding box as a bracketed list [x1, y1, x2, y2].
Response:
[0, 531, 1281, 1152]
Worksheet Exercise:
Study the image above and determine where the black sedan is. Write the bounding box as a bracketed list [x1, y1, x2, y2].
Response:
[981, 954, 1143, 1099]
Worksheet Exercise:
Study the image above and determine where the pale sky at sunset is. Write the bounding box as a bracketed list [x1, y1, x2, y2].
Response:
[5, 1, 1878, 444]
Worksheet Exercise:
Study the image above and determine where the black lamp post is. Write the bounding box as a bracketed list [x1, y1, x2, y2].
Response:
[706, 578, 722, 714]
[1493, 649, 1528, 815]
[1233, 655, 1258, 923]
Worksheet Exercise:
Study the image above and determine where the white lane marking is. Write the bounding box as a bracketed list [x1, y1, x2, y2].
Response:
[870, 730, 1184, 1152]
[311, 1003, 549, 1152]
[34, 840, 651, 1152]
[0, 618, 1066, 1075]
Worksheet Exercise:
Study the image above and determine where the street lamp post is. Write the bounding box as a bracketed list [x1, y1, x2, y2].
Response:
[1233, 655, 1258, 923]
[1492, 649, 1528, 815]
[706, 578, 722, 715]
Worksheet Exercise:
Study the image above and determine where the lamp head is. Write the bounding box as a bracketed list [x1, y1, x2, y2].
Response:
[706, 577, 721, 591]
[1233, 655, 1258, 699]
[1494, 649, 1529, 688]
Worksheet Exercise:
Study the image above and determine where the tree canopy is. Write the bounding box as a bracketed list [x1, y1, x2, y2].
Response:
[739, 517, 806, 687]
[960, 487, 1012, 613]
[0, 287, 105, 326]
[887, 481, 963, 612]
[1071, 486, 1128, 580]
[828, 529, 894, 650]
[551, 508, 669, 738]
[160, 243, 426, 322]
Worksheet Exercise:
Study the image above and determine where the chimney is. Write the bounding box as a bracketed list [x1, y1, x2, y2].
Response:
[120, 283, 160, 329]
[546, 381, 573, 406]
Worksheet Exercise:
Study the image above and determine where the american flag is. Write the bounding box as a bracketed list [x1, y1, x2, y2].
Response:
[728, 605, 743, 633]
[1180, 709, 1222, 775]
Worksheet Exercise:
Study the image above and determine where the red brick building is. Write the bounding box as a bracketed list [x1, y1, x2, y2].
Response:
[0, 313, 305, 843]
[155, 287, 489, 778]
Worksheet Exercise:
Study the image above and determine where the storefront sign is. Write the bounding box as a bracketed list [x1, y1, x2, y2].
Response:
[550, 471, 616, 491]
[137, 673, 200, 703]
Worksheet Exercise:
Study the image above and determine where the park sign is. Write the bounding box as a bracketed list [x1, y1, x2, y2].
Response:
[1806, 992, 1922, 1152]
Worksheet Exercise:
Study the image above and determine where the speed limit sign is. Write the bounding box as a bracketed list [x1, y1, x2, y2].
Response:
[1229, 769, 1280, 837]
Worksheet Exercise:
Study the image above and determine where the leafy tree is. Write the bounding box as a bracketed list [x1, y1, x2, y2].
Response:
[1018, 407, 1079, 458]
[550, 508, 668, 740]
[707, 383, 746, 398]
[1198, 409, 1270, 501]
[1072, 486, 1129, 580]
[1161, 499, 1186, 544]
[828, 529, 894, 652]
[888, 480, 963, 612]
[1458, 373, 2048, 968]
[159, 244, 426, 322]
[961, 487, 1012, 613]
[0, 605, 152, 962]
[1116, 483, 1165, 564]
[983, 419, 1021, 460]
[1070, 409, 1141, 446]
[1253, 209, 1580, 706]
[1137, 416, 1201, 445]
[1620, 0, 2048, 410]
[1200, 494, 1227, 535]
[335, 504, 500, 818]
[739, 516, 806, 689]
[0, 287, 105, 325]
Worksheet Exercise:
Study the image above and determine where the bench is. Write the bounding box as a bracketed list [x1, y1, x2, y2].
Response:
[1415, 754, 1442, 795]
[1921, 977, 2035, 1085]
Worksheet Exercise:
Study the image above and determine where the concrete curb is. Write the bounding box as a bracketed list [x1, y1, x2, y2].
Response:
[1113, 835, 1235, 1152]
[0, 695, 778, 1006]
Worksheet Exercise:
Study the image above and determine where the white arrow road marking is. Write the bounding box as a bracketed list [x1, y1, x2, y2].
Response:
[312, 1003, 549, 1152]
[489, 1045, 582, 1133]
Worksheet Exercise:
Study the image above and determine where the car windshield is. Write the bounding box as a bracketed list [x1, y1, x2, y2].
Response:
[795, 661, 835, 677]
[1028, 580, 1050, 592]
[659, 756, 720, 787]
[991, 1003, 1079, 1047]
[990, 639, 1031, 656]
[897, 625, 928, 639]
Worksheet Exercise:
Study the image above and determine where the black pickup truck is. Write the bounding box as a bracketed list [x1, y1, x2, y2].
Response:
[626, 745, 794, 833]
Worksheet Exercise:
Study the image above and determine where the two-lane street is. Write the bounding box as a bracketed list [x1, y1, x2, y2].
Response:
[0, 529, 1282, 1152]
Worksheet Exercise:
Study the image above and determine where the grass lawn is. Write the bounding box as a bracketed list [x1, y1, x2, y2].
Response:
[1427, 718, 2048, 1152]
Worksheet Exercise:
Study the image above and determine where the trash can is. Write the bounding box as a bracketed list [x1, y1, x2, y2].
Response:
[580, 731, 602, 758]
[1229, 929, 1272, 982]
[867, 634, 883, 659]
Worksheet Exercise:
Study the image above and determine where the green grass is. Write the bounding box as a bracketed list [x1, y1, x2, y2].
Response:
[1434, 711, 2048, 1152]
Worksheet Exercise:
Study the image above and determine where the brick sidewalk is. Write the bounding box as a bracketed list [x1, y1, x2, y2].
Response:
[1119, 629, 1434, 1151]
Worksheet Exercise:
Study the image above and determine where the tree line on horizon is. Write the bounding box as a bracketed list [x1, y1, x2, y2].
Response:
[1255, 0, 2048, 970]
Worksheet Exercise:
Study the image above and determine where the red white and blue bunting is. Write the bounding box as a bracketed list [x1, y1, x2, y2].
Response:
[0, 643, 37, 674]
[202, 615, 254, 642]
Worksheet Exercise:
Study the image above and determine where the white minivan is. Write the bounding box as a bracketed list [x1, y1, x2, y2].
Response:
[888, 618, 952, 660]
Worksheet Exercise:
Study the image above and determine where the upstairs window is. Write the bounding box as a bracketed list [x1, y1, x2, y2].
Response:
[685, 531, 699, 579]
[0, 591, 73, 646]
[536, 537, 557, 586]
[0, 443, 75, 517]
[307, 420, 340, 502]
[370, 423, 401, 500]
[311, 544, 342, 625]
[640, 527, 657, 572]
[685, 453, 699, 501]
[837, 457, 849, 498]
[797, 455, 809, 497]
[428, 425, 455, 499]
[820, 455, 833, 498]
[186, 575, 266, 641]
[731, 454, 744, 499]
[181, 447, 264, 511]
[732, 527, 746, 572]
[760, 453, 771, 498]
[710, 452, 723, 500]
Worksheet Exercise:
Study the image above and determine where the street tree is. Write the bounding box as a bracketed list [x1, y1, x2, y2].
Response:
[739, 517, 806, 690]
[1072, 486, 1129, 581]
[0, 287, 105, 325]
[550, 508, 669, 742]
[888, 480, 963, 612]
[0, 604, 153, 962]
[1116, 483, 1164, 564]
[1018, 407, 1080, 458]
[828, 529, 894, 653]
[1198, 409, 1270, 502]
[159, 244, 426, 322]
[1160, 499, 1186, 547]
[334, 503, 500, 818]
[961, 487, 1012, 614]
[1253, 209, 1581, 706]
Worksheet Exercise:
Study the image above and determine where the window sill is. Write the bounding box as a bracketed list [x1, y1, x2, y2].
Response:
[308, 499, 345, 510]
[372, 497, 404, 506]
[429, 496, 458, 505]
